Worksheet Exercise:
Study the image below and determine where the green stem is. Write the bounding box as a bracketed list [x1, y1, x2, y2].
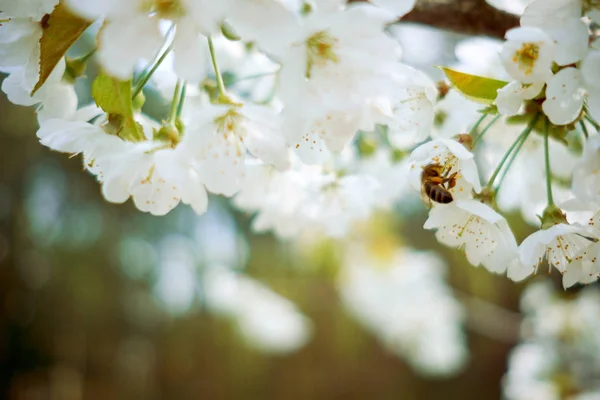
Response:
[580, 120, 589, 139]
[78, 48, 97, 63]
[132, 43, 173, 99]
[229, 71, 278, 84]
[176, 81, 187, 119]
[544, 117, 554, 206]
[469, 114, 487, 136]
[207, 36, 226, 97]
[584, 115, 600, 130]
[473, 115, 501, 146]
[168, 80, 182, 124]
[487, 113, 539, 188]
[495, 125, 531, 194]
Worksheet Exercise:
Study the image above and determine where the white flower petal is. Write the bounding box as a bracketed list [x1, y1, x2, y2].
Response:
[542, 67, 585, 125]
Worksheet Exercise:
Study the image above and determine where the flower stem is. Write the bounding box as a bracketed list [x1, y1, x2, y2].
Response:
[495, 124, 532, 194]
[168, 80, 182, 124]
[208, 36, 227, 97]
[176, 81, 187, 119]
[473, 114, 501, 146]
[230, 71, 278, 84]
[544, 117, 554, 206]
[132, 43, 173, 99]
[469, 114, 487, 136]
[580, 120, 589, 139]
[78, 48, 97, 63]
[584, 115, 600, 131]
[487, 113, 539, 188]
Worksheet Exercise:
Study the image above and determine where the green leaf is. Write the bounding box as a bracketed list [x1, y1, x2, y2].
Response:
[32, 3, 92, 95]
[440, 67, 509, 105]
[92, 73, 145, 142]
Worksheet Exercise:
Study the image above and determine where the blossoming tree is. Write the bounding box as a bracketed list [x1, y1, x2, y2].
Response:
[2, 0, 600, 394]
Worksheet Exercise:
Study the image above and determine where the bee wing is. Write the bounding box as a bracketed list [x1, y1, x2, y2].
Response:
[420, 186, 433, 209]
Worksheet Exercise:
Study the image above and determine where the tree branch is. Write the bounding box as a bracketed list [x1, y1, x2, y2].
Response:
[354, 0, 520, 39]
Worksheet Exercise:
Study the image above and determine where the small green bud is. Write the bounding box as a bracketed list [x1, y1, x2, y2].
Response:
[132, 91, 146, 112]
[153, 122, 180, 145]
[63, 56, 88, 83]
[434, 110, 447, 127]
[102, 114, 124, 136]
[221, 20, 241, 41]
[356, 135, 378, 157]
[474, 187, 496, 208]
[301, 2, 313, 15]
[391, 148, 407, 163]
[539, 204, 568, 229]
[175, 118, 185, 137]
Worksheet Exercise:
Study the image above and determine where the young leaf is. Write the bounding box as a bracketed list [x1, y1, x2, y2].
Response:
[32, 3, 92, 95]
[440, 67, 509, 105]
[92, 73, 145, 142]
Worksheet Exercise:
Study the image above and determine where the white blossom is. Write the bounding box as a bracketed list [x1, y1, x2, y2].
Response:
[0, 0, 58, 20]
[65, 0, 225, 81]
[563, 211, 600, 288]
[235, 160, 381, 238]
[520, 0, 589, 66]
[424, 199, 519, 273]
[276, 3, 403, 161]
[509, 223, 597, 281]
[571, 135, 600, 206]
[496, 80, 544, 116]
[184, 103, 289, 197]
[542, 67, 586, 125]
[37, 115, 209, 216]
[408, 138, 482, 198]
[500, 27, 555, 84]
[203, 266, 312, 354]
[383, 64, 437, 145]
[503, 281, 600, 399]
[433, 90, 480, 139]
[581, 50, 600, 123]
[225, 0, 302, 56]
[338, 246, 467, 376]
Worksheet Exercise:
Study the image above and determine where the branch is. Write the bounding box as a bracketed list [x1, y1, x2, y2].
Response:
[353, 0, 521, 39]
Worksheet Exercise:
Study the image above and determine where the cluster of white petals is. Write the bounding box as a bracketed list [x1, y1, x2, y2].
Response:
[204, 266, 312, 354]
[3, 0, 600, 290]
[497, 0, 600, 125]
[0, 0, 442, 240]
[503, 280, 600, 399]
[338, 245, 468, 376]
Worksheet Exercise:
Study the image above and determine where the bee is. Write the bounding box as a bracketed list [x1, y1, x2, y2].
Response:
[421, 163, 458, 206]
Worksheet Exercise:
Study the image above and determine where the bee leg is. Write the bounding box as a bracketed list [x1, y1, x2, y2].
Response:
[444, 172, 458, 189]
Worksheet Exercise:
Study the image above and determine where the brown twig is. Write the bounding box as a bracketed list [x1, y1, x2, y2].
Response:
[352, 0, 521, 39]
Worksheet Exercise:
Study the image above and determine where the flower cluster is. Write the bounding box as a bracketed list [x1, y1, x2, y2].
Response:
[497, 0, 599, 125]
[0, 0, 428, 220]
[503, 280, 600, 399]
[402, 0, 600, 289]
[2, 0, 600, 290]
